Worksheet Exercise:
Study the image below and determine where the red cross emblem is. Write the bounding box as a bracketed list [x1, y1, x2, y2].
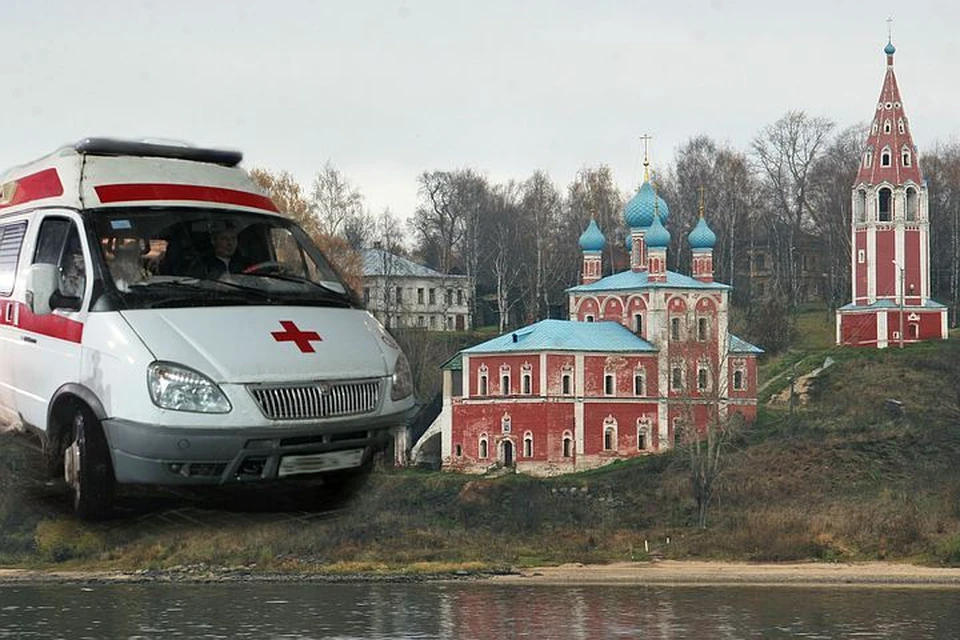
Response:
[271, 320, 323, 353]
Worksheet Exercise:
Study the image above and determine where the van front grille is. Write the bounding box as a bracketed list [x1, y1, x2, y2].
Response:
[248, 380, 380, 420]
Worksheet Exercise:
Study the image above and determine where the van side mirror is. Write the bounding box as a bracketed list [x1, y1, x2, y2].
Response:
[24, 263, 60, 315]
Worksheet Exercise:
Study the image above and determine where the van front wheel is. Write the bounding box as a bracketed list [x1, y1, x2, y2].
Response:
[64, 406, 115, 520]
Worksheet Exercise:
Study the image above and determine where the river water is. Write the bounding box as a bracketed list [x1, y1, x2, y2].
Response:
[1, 582, 958, 639]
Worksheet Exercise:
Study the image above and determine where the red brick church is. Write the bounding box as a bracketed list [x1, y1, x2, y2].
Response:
[420, 164, 762, 476]
[837, 38, 948, 347]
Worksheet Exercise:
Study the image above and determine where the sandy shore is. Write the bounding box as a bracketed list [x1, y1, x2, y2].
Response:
[2, 561, 960, 587]
[489, 561, 960, 588]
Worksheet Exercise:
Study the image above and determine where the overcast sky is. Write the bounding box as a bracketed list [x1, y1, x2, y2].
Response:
[3, 1, 958, 224]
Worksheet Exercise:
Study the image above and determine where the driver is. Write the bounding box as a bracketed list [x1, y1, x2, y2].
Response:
[190, 221, 251, 278]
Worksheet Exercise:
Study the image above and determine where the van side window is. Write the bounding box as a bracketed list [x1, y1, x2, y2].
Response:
[0, 221, 28, 296]
[34, 218, 86, 300]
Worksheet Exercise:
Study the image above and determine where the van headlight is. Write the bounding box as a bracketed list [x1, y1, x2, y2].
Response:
[390, 351, 414, 401]
[147, 362, 232, 413]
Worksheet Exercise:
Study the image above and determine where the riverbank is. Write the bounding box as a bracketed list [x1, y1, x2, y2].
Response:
[3, 561, 960, 587]
[491, 560, 960, 587]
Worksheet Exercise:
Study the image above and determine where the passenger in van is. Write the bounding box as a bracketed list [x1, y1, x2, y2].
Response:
[106, 237, 148, 289]
[189, 222, 251, 278]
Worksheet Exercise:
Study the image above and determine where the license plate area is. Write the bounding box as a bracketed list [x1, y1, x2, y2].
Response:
[277, 449, 365, 477]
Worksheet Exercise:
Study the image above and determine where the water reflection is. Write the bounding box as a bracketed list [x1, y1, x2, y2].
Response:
[0, 582, 957, 639]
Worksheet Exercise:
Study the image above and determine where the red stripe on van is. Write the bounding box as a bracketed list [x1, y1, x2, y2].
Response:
[0, 168, 64, 210]
[0, 302, 83, 343]
[94, 183, 280, 212]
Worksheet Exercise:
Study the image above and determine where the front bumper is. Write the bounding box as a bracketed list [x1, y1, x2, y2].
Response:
[103, 412, 411, 485]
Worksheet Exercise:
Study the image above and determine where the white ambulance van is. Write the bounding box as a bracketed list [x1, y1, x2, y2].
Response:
[0, 138, 415, 519]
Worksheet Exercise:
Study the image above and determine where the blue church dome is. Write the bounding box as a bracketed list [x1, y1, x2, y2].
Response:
[645, 212, 671, 249]
[688, 216, 717, 249]
[884, 41, 896, 55]
[578, 219, 605, 251]
[623, 181, 670, 228]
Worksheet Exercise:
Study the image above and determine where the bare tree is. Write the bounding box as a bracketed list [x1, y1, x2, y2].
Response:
[310, 161, 366, 238]
[482, 183, 526, 331]
[673, 338, 747, 529]
[923, 141, 960, 324]
[518, 170, 563, 322]
[752, 111, 835, 308]
[808, 123, 869, 310]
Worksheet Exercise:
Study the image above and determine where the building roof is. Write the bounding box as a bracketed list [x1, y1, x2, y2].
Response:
[838, 299, 947, 311]
[578, 219, 605, 252]
[566, 269, 730, 293]
[440, 352, 463, 371]
[462, 319, 657, 354]
[361, 247, 467, 279]
[729, 334, 764, 354]
[855, 39, 923, 186]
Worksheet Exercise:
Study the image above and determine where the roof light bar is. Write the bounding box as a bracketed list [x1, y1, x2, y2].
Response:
[74, 137, 243, 167]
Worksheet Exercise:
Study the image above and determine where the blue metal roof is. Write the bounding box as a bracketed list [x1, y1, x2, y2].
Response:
[361, 248, 467, 279]
[729, 334, 764, 354]
[838, 299, 947, 311]
[578, 219, 606, 251]
[567, 269, 730, 293]
[462, 319, 657, 354]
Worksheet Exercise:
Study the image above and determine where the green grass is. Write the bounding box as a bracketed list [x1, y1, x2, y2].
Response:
[5, 324, 960, 571]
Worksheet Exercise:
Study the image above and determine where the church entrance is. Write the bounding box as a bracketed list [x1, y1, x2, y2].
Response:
[501, 440, 514, 467]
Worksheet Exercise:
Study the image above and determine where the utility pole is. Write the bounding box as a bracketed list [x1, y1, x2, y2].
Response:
[893, 259, 904, 349]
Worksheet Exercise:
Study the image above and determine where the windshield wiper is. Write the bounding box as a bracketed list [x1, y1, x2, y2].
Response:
[247, 272, 349, 297]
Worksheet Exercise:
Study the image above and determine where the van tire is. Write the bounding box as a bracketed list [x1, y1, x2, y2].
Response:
[64, 406, 115, 520]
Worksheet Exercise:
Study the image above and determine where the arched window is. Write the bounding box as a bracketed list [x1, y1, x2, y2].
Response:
[585, 314, 594, 322]
[604, 373, 615, 396]
[479, 434, 489, 459]
[854, 190, 867, 222]
[633, 369, 645, 396]
[455, 444, 463, 457]
[902, 147, 912, 167]
[633, 313, 643, 334]
[906, 187, 918, 221]
[864, 150, 872, 168]
[478, 364, 488, 396]
[697, 365, 709, 392]
[604, 427, 615, 450]
[500, 364, 511, 395]
[881, 147, 891, 167]
[898, 118, 905, 134]
[561, 368, 573, 395]
[733, 369, 745, 391]
[670, 317, 681, 341]
[872, 121, 878, 135]
[562, 432, 573, 458]
[603, 417, 617, 451]
[697, 317, 709, 341]
[523, 431, 533, 458]
[671, 364, 684, 391]
[636, 420, 650, 450]
[878, 187, 892, 222]
[521, 363, 532, 395]
[883, 119, 891, 134]
[501, 413, 512, 433]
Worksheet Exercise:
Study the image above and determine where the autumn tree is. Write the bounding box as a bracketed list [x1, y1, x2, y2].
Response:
[250, 167, 362, 296]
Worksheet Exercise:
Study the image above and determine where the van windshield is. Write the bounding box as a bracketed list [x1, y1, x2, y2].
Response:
[88, 208, 352, 310]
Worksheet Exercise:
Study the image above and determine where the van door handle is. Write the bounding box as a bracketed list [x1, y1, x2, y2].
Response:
[21, 335, 37, 344]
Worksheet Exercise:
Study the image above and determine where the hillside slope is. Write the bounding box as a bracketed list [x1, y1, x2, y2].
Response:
[2, 337, 960, 571]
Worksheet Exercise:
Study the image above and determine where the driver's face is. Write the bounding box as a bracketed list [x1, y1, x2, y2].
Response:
[212, 230, 238, 259]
